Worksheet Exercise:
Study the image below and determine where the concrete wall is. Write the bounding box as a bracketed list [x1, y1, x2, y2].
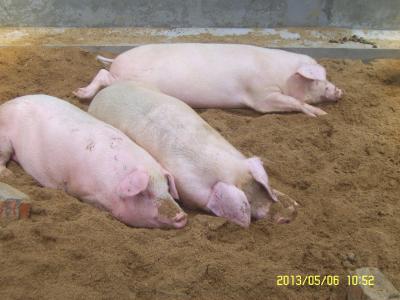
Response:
[0, 0, 399, 29]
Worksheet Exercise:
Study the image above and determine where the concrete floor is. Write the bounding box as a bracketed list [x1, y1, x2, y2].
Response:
[0, 27, 399, 59]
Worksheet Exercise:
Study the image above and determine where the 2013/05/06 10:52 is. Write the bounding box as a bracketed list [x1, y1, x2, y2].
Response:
[276, 275, 375, 286]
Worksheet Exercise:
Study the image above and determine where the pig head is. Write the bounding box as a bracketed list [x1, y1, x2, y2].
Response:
[241, 157, 278, 220]
[114, 168, 187, 229]
[287, 64, 343, 104]
[206, 156, 282, 224]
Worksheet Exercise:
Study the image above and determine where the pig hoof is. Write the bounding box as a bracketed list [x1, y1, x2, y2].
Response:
[173, 212, 188, 229]
[310, 107, 327, 116]
[314, 108, 328, 116]
[73, 88, 94, 100]
[269, 190, 299, 224]
[302, 104, 327, 117]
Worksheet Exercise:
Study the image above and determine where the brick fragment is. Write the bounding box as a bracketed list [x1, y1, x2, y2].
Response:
[0, 182, 31, 220]
[347, 267, 400, 300]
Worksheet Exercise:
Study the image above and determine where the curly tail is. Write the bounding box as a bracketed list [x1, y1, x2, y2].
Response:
[96, 55, 114, 66]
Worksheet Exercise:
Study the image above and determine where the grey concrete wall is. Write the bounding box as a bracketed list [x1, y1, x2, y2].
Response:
[0, 0, 399, 29]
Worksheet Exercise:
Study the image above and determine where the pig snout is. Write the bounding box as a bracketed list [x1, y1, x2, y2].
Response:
[268, 190, 299, 224]
[157, 197, 188, 229]
[172, 212, 188, 229]
[323, 83, 342, 102]
[334, 87, 343, 99]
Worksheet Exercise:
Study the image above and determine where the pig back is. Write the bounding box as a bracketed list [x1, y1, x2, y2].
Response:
[89, 82, 247, 184]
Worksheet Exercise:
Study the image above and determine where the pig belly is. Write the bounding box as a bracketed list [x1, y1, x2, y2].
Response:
[8, 115, 99, 200]
[116, 65, 248, 108]
[1, 96, 123, 203]
[110, 44, 274, 108]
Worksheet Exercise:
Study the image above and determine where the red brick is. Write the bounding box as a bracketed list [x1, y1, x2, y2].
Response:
[0, 182, 31, 220]
[18, 202, 31, 219]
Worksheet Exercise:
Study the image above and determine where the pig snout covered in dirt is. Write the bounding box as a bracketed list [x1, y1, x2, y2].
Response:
[74, 43, 342, 117]
[0, 95, 186, 229]
[88, 82, 298, 227]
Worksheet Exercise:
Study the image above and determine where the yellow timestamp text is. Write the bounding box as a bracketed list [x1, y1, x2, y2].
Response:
[276, 275, 374, 286]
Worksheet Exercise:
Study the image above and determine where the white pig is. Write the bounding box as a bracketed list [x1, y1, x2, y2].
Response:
[74, 43, 342, 116]
[0, 95, 187, 229]
[89, 82, 298, 227]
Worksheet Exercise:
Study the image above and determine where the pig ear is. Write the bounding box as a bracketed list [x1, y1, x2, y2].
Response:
[296, 64, 326, 81]
[207, 181, 251, 227]
[247, 157, 278, 202]
[162, 168, 179, 199]
[118, 170, 149, 198]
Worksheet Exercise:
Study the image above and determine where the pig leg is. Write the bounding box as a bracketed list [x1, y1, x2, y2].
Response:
[73, 69, 116, 100]
[249, 92, 327, 117]
[0, 136, 13, 178]
[207, 181, 251, 227]
[269, 189, 299, 224]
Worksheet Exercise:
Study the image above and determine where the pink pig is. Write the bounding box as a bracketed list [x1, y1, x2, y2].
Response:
[74, 43, 342, 116]
[0, 95, 187, 229]
[89, 82, 298, 227]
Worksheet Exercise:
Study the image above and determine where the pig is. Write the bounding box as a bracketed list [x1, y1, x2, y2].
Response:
[88, 81, 298, 227]
[74, 43, 342, 117]
[0, 95, 187, 229]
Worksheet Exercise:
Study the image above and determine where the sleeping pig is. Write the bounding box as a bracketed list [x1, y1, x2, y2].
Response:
[0, 95, 186, 229]
[88, 81, 298, 227]
[74, 43, 342, 116]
